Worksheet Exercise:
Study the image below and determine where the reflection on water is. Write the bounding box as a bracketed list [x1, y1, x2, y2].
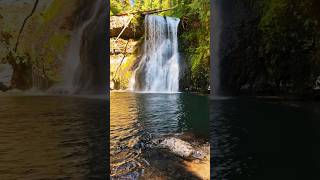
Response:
[211, 97, 320, 180]
[0, 96, 107, 179]
[110, 92, 209, 179]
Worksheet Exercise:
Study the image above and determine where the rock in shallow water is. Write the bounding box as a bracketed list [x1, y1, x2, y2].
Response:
[159, 137, 195, 158]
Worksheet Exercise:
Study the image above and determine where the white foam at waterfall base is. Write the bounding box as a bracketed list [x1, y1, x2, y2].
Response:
[129, 15, 180, 93]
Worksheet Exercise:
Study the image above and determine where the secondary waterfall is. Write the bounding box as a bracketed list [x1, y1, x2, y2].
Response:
[49, 0, 101, 94]
[129, 15, 180, 92]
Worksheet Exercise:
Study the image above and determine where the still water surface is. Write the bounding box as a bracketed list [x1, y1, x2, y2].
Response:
[212, 97, 320, 180]
[110, 92, 209, 179]
[0, 95, 107, 179]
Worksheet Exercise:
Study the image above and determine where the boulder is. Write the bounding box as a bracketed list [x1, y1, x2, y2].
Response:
[159, 137, 196, 158]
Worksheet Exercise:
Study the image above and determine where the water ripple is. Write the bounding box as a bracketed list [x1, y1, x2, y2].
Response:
[0, 96, 107, 179]
[110, 92, 209, 178]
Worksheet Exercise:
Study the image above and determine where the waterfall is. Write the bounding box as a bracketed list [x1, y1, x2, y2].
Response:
[129, 15, 180, 93]
[48, 0, 101, 94]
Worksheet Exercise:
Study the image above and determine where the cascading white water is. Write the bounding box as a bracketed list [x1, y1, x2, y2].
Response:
[48, 0, 101, 94]
[129, 15, 180, 92]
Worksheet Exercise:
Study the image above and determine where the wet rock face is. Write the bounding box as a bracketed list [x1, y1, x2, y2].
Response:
[76, 0, 108, 94]
[110, 16, 144, 39]
[211, 0, 251, 95]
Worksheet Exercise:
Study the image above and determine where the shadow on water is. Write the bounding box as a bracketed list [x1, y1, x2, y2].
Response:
[142, 148, 205, 180]
[211, 97, 320, 180]
[77, 98, 108, 179]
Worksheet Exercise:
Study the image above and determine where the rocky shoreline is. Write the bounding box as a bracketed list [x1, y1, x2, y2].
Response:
[111, 133, 210, 180]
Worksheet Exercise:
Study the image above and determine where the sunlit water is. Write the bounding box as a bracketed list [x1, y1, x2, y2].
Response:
[0, 95, 107, 179]
[211, 97, 320, 180]
[110, 92, 209, 179]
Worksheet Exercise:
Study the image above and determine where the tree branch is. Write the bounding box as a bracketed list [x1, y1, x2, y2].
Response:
[112, 40, 129, 81]
[111, 7, 176, 17]
[14, 0, 39, 52]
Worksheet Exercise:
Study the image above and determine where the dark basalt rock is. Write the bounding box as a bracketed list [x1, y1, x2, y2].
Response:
[0, 82, 9, 92]
[211, 0, 251, 95]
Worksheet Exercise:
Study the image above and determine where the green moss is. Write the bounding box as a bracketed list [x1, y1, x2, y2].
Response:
[110, 53, 137, 89]
[41, 0, 63, 22]
[45, 33, 70, 53]
[40, 32, 70, 81]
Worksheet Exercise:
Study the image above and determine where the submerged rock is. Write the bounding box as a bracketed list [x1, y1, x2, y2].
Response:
[117, 134, 208, 160]
[111, 134, 209, 179]
[111, 171, 139, 180]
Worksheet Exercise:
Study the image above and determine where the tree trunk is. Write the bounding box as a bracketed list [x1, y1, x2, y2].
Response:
[111, 7, 176, 16]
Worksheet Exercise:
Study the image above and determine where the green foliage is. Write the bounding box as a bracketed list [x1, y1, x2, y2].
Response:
[229, 0, 320, 94]
[172, 0, 210, 91]
[110, 0, 131, 15]
[110, 0, 175, 16]
[259, 0, 320, 92]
